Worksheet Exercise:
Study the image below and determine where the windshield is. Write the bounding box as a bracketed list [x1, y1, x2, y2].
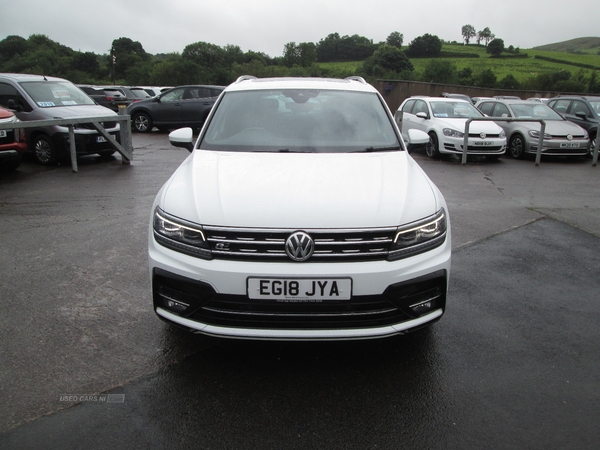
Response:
[200, 89, 400, 153]
[589, 100, 600, 116]
[509, 103, 563, 121]
[430, 101, 483, 119]
[20, 81, 96, 108]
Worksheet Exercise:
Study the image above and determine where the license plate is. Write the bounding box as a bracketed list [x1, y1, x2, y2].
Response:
[473, 141, 492, 146]
[248, 278, 352, 301]
[0, 130, 7, 138]
[560, 143, 580, 148]
[96, 136, 107, 143]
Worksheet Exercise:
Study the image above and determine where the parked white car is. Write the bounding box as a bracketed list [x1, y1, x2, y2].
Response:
[149, 76, 451, 340]
[396, 97, 506, 159]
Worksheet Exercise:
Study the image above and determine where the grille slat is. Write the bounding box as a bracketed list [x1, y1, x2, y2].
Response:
[203, 225, 397, 262]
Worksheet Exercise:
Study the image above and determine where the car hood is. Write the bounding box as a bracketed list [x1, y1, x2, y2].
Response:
[512, 120, 587, 136]
[21, 104, 117, 121]
[435, 118, 503, 134]
[158, 150, 440, 229]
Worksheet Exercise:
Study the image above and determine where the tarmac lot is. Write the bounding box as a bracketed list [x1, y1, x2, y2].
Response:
[1, 134, 599, 449]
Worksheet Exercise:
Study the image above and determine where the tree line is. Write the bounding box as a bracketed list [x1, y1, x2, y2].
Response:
[0, 31, 598, 94]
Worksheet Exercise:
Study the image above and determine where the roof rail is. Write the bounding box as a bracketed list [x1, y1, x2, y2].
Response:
[235, 75, 257, 84]
[345, 76, 367, 84]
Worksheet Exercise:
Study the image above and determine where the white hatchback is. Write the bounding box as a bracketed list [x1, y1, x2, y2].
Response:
[396, 97, 506, 159]
[149, 76, 451, 341]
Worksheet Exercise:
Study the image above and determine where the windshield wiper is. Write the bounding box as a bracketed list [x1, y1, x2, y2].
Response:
[358, 145, 401, 153]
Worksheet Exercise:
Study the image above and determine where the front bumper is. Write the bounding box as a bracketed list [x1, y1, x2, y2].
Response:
[149, 232, 451, 340]
[526, 138, 590, 156]
[442, 137, 506, 155]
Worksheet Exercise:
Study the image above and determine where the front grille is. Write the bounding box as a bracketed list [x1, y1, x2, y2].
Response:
[77, 122, 117, 130]
[204, 225, 397, 262]
[153, 269, 447, 330]
[468, 133, 502, 138]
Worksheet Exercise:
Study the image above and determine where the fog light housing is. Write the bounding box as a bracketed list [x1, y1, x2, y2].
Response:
[409, 298, 436, 315]
[163, 296, 189, 313]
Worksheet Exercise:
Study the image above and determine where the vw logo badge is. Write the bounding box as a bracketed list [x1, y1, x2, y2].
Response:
[285, 231, 314, 262]
[479, 132, 487, 139]
[567, 134, 573, 141]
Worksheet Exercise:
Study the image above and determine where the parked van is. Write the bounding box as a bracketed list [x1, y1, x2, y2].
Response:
[0, 73, 120, 164]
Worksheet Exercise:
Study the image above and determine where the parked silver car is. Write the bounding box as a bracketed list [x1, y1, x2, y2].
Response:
[476, 99, 590, 159]
[0, 73, 120, 164]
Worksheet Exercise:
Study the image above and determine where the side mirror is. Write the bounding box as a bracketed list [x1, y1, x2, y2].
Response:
[169, 127, 194, 152]
[416, 112, 428, 120]
[575, 111, 587, 120]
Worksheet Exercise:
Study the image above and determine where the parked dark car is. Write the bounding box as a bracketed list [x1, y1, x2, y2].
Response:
[77, 85, 125, 112]
[0, 107, 28, 171]
[547, 96, 599, 152]
[126, 85, 224, 133]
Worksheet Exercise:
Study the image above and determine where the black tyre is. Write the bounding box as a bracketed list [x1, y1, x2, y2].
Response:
[133, 112, 153, 133]
[33, 135, 57, 165]
[97, 150, 116, 160]
[509, 134, 526, 159]
[426, 132, 441, 159]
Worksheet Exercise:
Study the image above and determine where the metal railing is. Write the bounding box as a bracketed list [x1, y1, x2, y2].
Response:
[0, 111, 133, 172]
[462, 117, 598, 166]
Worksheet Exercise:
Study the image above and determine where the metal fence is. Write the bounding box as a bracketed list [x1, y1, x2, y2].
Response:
[0, 112, 133, 173]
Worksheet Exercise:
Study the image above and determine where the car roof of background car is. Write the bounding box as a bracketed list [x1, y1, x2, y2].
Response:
[0, 73, 69, 82]
[225, 77, 376, 93]
[423, 97, 471, 103]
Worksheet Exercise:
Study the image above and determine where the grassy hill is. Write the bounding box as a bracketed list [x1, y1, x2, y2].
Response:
[319, 39, 600, 84]
[533, 37, 600, 54]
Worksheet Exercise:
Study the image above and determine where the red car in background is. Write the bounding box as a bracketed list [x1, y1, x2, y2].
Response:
[0, 107, 27, 171]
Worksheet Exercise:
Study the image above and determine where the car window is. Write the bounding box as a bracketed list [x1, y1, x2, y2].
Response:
[0, 82, 34, 112]
[589, 100, 600, 116]
[184, 87, 209, 99]
[478, 102, 495, 116]
[571, 100, 591, 117]
[19, 81, 95, 108]
[493, 103, 511, 117]
[551, 99, 571, 115]
[509, 103, 563, 120]
[201, 89, 400, 153]
[401, 99, 416, 113]
[161, 88, 185, 102]
[430, 101, 482, 118]
[412, 100, 429, 115]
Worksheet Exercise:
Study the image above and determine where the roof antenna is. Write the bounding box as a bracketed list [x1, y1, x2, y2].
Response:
[43, 75, 48, 81]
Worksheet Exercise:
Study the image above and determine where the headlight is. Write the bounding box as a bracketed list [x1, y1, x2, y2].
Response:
[528, 130, 552, 139]
[153, 207, 212, 259]
[499, 130, 506, 139]
[388, 209, 447, 261]
[443, 128, 464, 138]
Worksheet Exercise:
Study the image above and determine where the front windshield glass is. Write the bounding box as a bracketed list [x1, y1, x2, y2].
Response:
[200, 89, 400, 153]
[430, 101, 483, 119]
[20, 81, 96, 108]
[589, 100, 600, 116]
[509, 103, 563, 120]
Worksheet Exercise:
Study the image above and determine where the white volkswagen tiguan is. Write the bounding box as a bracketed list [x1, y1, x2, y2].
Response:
[149, 76, 451, 340]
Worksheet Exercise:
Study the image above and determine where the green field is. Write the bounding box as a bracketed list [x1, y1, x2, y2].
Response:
[318, 42, 600, 83]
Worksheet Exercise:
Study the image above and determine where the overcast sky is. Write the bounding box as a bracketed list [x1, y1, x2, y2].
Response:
[1, 0, 598, 57]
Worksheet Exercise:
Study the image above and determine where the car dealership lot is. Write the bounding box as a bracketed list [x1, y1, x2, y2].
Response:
[1, 133, 599, 449]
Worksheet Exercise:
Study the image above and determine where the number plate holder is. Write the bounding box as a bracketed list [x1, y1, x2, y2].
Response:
[247, 277, 352, 301]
